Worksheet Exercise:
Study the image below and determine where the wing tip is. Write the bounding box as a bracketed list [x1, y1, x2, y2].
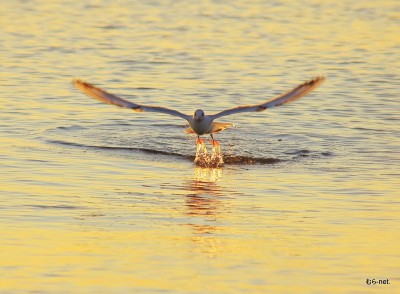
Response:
[309, 75, 326, 86]
[295, 75, 325, 93]
[72, 78, 82, 86]
[72, 79, 94, 90]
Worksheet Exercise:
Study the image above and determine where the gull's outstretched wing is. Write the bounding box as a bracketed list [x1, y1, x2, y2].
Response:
[209, 76, 325, 120]
[73, 80, 191, 121]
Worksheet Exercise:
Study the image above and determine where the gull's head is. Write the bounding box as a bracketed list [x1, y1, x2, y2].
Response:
[193, 109, 205, 120]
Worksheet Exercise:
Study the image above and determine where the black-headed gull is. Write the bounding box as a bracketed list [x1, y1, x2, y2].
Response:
[73, 76, 324, 146]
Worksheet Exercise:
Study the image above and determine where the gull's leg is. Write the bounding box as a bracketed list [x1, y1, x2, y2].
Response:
[195, 135, 206, 156]
[209, 133, 221, 158]
[194, 135, 208, 165]
[209, 133, 219, 147]
[196, 135, 204, 145]
[207, 133, 222, 166]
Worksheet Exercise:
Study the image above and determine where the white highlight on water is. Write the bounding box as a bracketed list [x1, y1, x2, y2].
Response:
[194, 139, 224, 168]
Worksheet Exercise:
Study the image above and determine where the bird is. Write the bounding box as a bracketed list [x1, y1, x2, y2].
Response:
[72, 76, 325, 146]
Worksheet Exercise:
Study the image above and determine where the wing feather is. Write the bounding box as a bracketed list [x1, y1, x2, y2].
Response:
[73, 80, 191, 121]
[209, 76, 325, 119]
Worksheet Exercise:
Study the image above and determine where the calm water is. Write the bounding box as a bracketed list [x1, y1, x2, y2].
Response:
[1, 1, 399, 293]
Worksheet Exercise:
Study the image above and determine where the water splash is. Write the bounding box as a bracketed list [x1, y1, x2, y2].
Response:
[194, 139, 224, 168]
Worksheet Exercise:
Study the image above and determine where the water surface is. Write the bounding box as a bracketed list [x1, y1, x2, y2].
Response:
[1, 0, 399, 293]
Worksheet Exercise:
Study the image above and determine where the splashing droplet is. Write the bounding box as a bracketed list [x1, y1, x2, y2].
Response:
[194, 139, 224, 168]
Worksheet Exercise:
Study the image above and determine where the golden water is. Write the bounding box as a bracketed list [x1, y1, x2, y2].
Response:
[1, 0, 399, 293]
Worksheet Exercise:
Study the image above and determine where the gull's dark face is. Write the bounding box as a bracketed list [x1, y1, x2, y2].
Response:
[193, 109, 204, 120]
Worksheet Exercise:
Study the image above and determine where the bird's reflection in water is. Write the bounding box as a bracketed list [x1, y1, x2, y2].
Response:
[185, 167, 225, 256]
[193, 166, 223, 185]
[187, 167, 223, 217]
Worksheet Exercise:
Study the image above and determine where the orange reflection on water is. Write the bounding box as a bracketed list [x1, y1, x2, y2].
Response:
[184, 167, 227, 257]
[185, 167, 223, 219]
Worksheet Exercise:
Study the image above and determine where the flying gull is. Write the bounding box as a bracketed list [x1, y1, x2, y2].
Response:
[73, 76, 325, 146]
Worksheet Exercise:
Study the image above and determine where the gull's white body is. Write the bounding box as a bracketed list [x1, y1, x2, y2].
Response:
[189, 112, 214, 135]
[73, 76, 325, 140]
